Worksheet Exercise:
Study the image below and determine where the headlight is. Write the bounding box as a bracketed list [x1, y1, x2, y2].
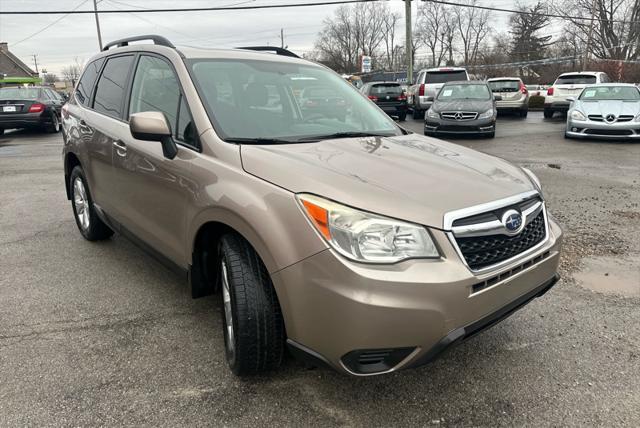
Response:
[570, 110, 586, 121]
[521, 167, 543, 195]
[478, 108, 494, 119]
[298, 194, 439, 263]
[427, 108, 439, 119]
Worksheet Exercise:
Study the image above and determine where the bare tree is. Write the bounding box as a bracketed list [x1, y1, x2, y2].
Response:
[553, 0, 640, 61]
[416, 1, 456, 67]
[453, 0, 490, 66]
[61, 58, 83, 86]
[380, 10, 402, 70]
[43, 73, 58, 84]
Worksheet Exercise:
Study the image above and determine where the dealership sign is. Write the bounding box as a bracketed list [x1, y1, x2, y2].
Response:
[361, 55, 372, 73]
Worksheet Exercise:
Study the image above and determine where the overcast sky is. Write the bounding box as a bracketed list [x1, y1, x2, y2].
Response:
[0, 0, 528, 76]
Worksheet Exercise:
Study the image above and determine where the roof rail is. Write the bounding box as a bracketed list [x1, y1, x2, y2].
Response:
[102, 35, 175, 51]
[236, 46, 300, 58]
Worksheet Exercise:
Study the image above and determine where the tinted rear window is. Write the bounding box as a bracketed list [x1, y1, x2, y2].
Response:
[488, 80, 520, 92]
[75, 58, 104, 106]
[556, 75, 597, 85]
[93, 55, 134, 119]
[425, 70, 467, 84]
[370, 84, 402, 95]
[0, 87, 40, 100]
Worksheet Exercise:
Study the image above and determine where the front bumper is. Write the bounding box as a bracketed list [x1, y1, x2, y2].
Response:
[425, 117, 496, 136]
[566, 118, 640, 139]
[273, 216, 563, 375]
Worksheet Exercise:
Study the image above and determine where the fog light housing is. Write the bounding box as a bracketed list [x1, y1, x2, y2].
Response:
[341, 347, 416, 374]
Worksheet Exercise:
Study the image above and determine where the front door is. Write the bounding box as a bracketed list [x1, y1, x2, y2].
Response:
[111, 54, 199, 267]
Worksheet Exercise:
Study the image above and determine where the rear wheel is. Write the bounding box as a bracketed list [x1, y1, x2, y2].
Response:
[0, 128, 4, 135]
[520, 109, 528, 118]
[69, 166, 114, 241]
[543, 108, 554, 119]
[45, 112, 60, 133]
[398, 112, 407, 122]
[218, 233, 285, 375]
[412, 106, 424, 120]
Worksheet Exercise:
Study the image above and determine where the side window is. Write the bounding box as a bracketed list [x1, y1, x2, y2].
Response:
[93, 55, 134, 119]
[75, 58, 104, 106]
[129, 55, 197, 148]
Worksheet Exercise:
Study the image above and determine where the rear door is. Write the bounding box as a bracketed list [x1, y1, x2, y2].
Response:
[112, 54, 199, 266]
[85, 54, 135, 215]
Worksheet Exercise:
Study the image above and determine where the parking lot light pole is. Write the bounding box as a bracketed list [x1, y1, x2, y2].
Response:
[93, 0, 103, 50]
[405, 0, 412, 84]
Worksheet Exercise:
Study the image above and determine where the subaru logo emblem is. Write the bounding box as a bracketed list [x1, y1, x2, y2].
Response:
[605, 114, 616, 123]
[454, 112, 464, 120]
[501, 209, 524, 235]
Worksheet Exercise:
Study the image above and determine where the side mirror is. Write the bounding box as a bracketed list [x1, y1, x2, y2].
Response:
[494, 95, 502, 101]
[129, 111, 177, 159]
[566, 97, 576, 102]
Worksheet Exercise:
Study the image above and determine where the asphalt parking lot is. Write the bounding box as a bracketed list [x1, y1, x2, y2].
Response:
[1, 112, 639, 426]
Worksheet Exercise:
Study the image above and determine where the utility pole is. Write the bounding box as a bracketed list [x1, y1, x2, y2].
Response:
[32, 54, 39, 74]
[93, 0, 103, 50]
[280, 28, 284, 49]
[405, 0, 412, 84]
[583, 0, 597, 71]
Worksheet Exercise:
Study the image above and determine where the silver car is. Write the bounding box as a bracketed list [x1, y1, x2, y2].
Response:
[565, 84, 640, 140]
[487, 77, 530, 118]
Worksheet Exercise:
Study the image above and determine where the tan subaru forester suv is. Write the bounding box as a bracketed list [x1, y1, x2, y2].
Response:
[62, 35, 562, 376]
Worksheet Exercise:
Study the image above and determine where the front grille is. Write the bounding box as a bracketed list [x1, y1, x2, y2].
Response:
[618, 115, 634, 122]
[441, 111, 478, 121]
[455, 211, 546, 270]
[584, 128, 633, 136]
[588, 115, 603, 121]
[437, 125, 480, 132]
[588, 114, 634, 123]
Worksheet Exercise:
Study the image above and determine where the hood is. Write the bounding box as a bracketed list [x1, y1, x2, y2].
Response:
[578, 100, 640, 117]
[241, 134, 535, 229]
[432, 98, 493, 113]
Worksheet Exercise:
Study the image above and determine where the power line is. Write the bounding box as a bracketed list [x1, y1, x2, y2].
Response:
[0, 0, 379, 15]
[10, 0, 91, 47]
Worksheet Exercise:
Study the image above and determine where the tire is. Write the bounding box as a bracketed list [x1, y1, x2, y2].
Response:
[0, 128, 4, 135]
[520, 109, 528, 118]
[487, 131, 496, 138]
[543, 108, 554, 119]
[69, 166, 114, 241]
[45, 112, 60, 133]
[398, 112, 407, 122]
[218, 233, 285, 376]
[412, 107, 424, 120]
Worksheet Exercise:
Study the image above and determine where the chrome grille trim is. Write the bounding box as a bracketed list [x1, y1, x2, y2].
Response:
[443, 191, 550, 273]
[452, 200, 543, 238]
[441, 111, 478, 121]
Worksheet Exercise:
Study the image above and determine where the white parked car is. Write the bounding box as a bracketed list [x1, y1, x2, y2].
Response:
[407, 67, 469, 119]
[544, 71, 611, 118]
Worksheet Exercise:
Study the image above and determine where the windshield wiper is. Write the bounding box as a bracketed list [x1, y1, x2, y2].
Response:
[225, 137, 299, 145]
[297, 131, 395, 141]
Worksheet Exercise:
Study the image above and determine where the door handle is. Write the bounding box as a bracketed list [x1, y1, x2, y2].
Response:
[113, 140, 127, 157]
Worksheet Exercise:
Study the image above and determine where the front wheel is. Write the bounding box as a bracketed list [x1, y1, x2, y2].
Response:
[69, 166, 114, 241]
[218, 234, 285, 376]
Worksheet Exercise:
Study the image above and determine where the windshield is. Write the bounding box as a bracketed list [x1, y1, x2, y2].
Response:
[488, 80, 519, 92]
[369, 83, 403, 96]
[0, 87, 40, 100]
[425, 70, 467, 84]
[579, 86, 640, 101]
[188, 59, 400, 142]
[437, 84, 491, 100]
[555, 75, 597, 85]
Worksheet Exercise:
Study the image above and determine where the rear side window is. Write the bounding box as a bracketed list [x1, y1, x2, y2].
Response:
[75, 58, 104, 106]
[93, 55, 134, 119]
[555, 75, 596, 85]
[425, 70, 467, 84]
[488, 81, 520, 92]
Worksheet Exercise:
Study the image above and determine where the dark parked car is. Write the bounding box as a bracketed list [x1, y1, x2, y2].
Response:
[299, 86, 347, 121]
[360, 81, 408, 121]
[0, 86, 64, 134]
[425, 81, 499, 138]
